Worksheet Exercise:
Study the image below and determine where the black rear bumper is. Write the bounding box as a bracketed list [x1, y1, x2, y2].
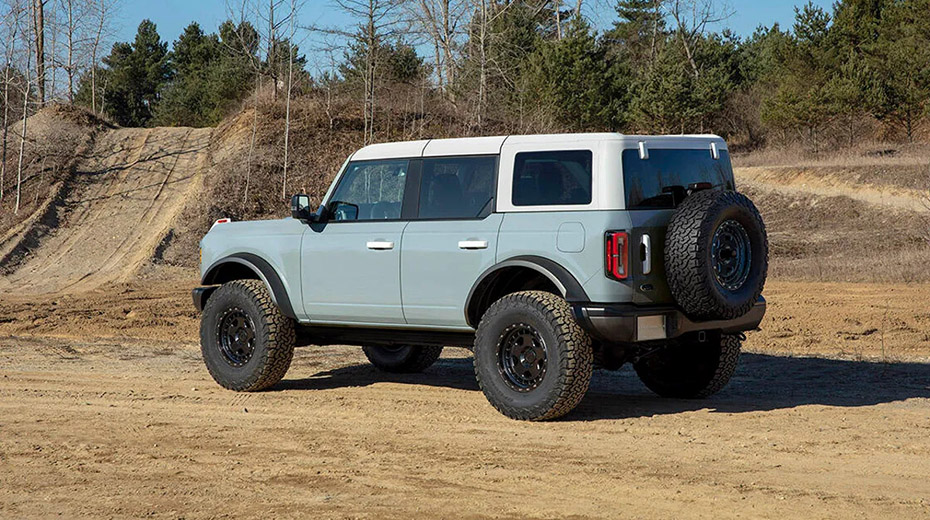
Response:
[572, 297, 766, 343]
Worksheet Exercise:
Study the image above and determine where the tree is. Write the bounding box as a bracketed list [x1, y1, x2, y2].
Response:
[84, 19, 169, 127]
[865, 0, 930, 141]
[1, 1, 26, 203]
[153, 22, 219, 126]
[522, 19, 625, 130]
[604, 0, 664, 68]
[333, 0, 402, 144]
[31, 0, 46, 104]
[760, 3, 839, 148]
[88, 0, 117, 115]
[405, 0, 465, 100]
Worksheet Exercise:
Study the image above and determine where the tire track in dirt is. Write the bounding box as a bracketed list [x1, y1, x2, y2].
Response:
[736, 166, 929, 213]
[0, 126, 212, 294]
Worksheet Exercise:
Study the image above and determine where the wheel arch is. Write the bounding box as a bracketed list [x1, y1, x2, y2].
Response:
[201, 253, 298, 319]
[464, 256, 589, 328]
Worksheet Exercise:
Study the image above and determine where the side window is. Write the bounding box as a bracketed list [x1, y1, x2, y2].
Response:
[418, 156, 496, 219]
[329, 159, 409, 221]
[512, 150, 592, 206]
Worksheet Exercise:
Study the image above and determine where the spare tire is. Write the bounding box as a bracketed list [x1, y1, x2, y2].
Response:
[665, 189, 768, 320]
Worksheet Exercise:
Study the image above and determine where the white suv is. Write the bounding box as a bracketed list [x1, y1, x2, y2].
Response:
[193, 133, 768, 420]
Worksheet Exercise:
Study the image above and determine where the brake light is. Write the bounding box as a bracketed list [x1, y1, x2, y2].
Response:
[606, 231, 629, 280]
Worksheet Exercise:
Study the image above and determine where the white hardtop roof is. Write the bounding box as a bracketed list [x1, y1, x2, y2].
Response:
[349, 132, 726, 161]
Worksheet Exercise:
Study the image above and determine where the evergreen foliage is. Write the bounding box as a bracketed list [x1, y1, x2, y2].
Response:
[65, 0, 930, 148]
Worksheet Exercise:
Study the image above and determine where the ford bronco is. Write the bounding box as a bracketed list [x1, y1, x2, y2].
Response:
[194, 133, 768, 420]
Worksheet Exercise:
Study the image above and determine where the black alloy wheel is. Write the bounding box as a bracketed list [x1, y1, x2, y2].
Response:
[497, 323, 548, 392]
[217, 307, 256, 367]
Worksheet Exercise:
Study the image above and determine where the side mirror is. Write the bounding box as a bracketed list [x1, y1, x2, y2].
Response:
[290, 194, 311, 219]
[292, 194, 328, 222]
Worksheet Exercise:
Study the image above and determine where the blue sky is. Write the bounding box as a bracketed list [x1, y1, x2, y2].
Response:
[114, 0, 834, 66]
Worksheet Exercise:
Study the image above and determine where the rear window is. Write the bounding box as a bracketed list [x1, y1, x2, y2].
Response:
[513, 150, 592, 206]
[622, 148, 735, 209]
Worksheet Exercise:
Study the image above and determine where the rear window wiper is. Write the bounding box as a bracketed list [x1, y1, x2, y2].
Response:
[661, 182, 718, 206]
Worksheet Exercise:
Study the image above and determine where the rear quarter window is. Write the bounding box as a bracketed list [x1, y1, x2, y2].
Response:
[513, 150, 592, 206]
[622, 148, 735, 209]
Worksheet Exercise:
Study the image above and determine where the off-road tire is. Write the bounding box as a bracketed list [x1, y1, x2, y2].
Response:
[633, 332, 740, 399]
[200, 279, 295, 391]
[474, 291, 593, 421]
[362, 345, 444, 373]
[665, 189, 768, 320]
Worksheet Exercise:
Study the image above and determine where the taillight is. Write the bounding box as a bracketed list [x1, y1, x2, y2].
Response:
[210, 217, 231, 231]
[606, 231, 629, 280]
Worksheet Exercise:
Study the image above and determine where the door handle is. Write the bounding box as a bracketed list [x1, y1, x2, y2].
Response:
[367, 241, 394, 250]
[458, 240, 488, 250]
[641, 234, 652, 275]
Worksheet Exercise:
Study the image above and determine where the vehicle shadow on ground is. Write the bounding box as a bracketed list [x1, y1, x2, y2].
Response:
[278, 353, 930, 420]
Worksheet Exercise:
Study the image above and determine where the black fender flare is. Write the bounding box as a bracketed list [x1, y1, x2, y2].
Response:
[201, 253, 298, 319]
[464, 255, 589, 327]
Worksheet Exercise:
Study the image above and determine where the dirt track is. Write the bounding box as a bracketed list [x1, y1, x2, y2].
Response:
[1, 279, 930, 519]
[0, 127, 211, 294]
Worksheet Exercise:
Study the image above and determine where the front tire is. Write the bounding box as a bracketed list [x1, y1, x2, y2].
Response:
[633, 332, 740, 398]
[474, 291, 593, 421]
[200, 280, 295, 391]
[362, 345, 443, 373]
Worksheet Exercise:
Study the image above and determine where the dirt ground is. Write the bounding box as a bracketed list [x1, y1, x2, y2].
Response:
[2, 279, 930, 519]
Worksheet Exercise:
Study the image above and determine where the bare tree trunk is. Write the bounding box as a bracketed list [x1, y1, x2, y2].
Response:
[2, 21, 19, 203]
[650, 0, 661, 66]
[267, 0, 276, 101]
[49, 4, 57, 100]
[554, 0, 562, 40]
[91, 0, 108, 115]
[440, 0, 455, 99]
[363, 2, 376, 144]
[244, 71, 259, 206]
[282, 0, 296, 199]
[65, 0, 74, 102]
[33, 0, 46, 105]
[476, 0, 487, 128]
[16, 43, 31, 215]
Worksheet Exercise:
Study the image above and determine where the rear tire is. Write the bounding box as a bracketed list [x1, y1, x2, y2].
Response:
[474, 291, 593, 421]
[200, 280, 295, 392]
[633, 332, 740, 399]
[362, 345, 443, 373]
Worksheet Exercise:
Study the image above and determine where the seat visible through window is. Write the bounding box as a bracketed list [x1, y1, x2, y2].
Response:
[418, 156, 496, 219]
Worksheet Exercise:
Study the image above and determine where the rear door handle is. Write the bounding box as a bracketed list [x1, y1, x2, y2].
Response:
[367, 241, 394, 250]
[458, 240, 488, 250]
[641, 234, 652, 275]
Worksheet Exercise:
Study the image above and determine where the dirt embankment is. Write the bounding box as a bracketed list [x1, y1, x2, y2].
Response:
[0, 125, 211, 294]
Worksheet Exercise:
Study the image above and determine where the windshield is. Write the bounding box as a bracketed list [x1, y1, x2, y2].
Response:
[622, 148, 735, 209]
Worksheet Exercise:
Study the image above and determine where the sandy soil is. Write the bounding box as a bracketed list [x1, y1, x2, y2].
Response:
[0, 127, 211, 294]
[1, 279, 930, 519]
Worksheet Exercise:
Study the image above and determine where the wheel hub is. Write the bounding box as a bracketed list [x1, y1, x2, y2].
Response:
[217, 307, 256, 367]
[497, 324, 547, 392]
[711, 220, 752, 291]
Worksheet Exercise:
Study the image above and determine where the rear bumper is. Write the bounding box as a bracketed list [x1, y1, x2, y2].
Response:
[572, 297, 766, 343]
[192, 286, 218, 312]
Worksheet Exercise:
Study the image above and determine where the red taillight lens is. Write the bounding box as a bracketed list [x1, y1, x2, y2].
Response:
[606, 231, 629, 280]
